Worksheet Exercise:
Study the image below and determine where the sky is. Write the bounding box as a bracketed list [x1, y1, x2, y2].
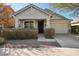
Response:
[8, 3, 48, 11]
[7, 3, 73, 19]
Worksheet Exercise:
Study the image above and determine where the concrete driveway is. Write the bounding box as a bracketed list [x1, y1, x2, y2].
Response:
[55, 34, 79, 48]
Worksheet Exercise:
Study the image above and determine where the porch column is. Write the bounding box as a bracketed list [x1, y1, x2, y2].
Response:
[14, 16, 19, 28]
[23, 21, 25, 28]
[46, 16, 50, 28]
[34, 20, 37, 29]
[15, 19, 19, 28]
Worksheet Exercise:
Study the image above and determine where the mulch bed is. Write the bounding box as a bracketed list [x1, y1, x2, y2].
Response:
[4, 40, 61, 48]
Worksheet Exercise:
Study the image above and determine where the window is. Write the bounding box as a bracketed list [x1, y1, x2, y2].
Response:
[24, 21, 34, 29]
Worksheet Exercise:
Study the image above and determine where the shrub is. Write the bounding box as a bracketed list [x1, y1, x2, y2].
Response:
[2, 29, 38, 39]
[71, 26, 79, 34]
[0, 31, 6, 44]
[0, 37, 5, 44]
[44, 28, 55, 39]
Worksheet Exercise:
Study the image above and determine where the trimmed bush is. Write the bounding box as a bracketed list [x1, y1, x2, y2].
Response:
[2, 29, 38, 39]
[44, 28, 55, 39]
[0, 31, 5, 44]
[0, 37, 5, 44]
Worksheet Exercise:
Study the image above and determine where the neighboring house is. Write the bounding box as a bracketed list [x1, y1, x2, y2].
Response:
[71, 17, 79, 26]
[13, 4, 71, 34]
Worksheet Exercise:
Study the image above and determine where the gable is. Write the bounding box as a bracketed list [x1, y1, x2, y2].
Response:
[15, 7, 49, 19]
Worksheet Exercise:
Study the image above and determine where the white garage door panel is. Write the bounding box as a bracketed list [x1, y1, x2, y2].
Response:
[51, 23, 69, 33]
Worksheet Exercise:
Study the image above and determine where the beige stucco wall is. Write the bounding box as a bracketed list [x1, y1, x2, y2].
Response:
[15, 7, 49, 19]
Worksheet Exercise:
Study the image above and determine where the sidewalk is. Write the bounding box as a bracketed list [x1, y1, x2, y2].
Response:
[38, 34, 56, 42]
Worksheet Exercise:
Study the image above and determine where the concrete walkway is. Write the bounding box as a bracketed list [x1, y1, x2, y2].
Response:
[55, 34, 79, 48]
[38, 34, 56, 42]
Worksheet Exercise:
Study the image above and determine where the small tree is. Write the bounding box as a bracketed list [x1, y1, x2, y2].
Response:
[0, 3, 14, 29]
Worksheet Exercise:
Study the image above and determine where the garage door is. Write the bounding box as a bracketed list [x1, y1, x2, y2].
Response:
[51, 23, 69, 34]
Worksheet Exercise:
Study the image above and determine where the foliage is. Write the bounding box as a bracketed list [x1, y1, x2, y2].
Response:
[0, 37, 5, 44]
[2, 29, 38, 39]
[0, 3, 14, 28]
[49, 3, 79, 11]
[71, 26, 79, 34]
[44, 28, 55, 39]
[49, 3, 79, 17]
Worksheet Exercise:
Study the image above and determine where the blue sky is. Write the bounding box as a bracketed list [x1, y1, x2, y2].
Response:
[7, 3, 73, 19]
[8, 3, 48, 11]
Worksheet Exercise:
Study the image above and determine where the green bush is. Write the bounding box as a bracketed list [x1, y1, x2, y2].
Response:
[3, 29, 38, 39]
[44, 28, 55, 39]
[71, 26, 79, 34]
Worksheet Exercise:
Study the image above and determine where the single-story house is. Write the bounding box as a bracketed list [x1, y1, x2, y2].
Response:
[13, 4, 71, 34]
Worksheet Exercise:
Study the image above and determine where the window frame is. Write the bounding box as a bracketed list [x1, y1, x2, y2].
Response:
[24, 21, 34, 29]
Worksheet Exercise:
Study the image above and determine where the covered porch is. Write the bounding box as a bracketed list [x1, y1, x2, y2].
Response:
[15, 18, 51, 33]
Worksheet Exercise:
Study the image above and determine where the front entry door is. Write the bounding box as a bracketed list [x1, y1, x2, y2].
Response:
[38, 20, 44, 33]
